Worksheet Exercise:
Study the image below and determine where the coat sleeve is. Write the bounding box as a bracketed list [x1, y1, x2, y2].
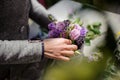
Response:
[0, 40, 43, 64]
[29, 0, 51, 29]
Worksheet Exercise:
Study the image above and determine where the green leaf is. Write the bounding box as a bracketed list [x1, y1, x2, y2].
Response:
[79, 20, 83, 26]
[91, 29, 101, 34]
[85, 38, 91, 46]
[73, 18, 80, 24]
[86, 31, 95, 39]
[48, 14, 57, 21]
[74, 50, 82, 55]
[93, 22, 101, 28]
[87, 22, 101, 31]
[87, 25, 94, 30]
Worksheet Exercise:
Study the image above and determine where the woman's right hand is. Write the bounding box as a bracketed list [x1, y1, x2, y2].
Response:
[43, 38, 78, 61]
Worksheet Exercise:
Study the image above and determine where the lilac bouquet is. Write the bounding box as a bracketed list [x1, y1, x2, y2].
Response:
[48, 18, 101, 54]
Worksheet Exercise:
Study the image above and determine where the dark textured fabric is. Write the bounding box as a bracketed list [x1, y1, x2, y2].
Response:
[0, 0, 49, 80]
[0, 0, 30, 40]
[0, 60, 48, 80]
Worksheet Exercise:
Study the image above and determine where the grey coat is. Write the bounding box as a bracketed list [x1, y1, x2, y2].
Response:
[0, 0, 51, 80]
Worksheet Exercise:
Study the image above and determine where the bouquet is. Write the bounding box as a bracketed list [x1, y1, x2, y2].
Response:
[48, 17, 101, 55]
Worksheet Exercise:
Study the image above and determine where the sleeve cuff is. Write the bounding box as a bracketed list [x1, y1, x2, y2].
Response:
[41, 41, 44, 60]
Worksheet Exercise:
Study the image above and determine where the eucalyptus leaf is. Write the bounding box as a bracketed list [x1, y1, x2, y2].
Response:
[91, 29, 101, 34]
[74, 50, 82, 55]
[86, 31, 95, 37]
[73, 18, 80, 24]
[85, 38, 91, 46]
[48, 14, 57, 21]
[93, 22, 102, 28]
[87, 25, 94, 30]
[79, 20, 83, 26]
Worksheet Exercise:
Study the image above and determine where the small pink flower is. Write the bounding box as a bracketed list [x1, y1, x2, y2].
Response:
[74, 24, 82, 30]
[70, 28, 80, 40]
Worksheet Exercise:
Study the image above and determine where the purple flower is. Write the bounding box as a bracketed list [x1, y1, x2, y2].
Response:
[64, 20, 70, 27]
[69, 28, 80, 40]
[80, 27, 87, 36]
[48, 30, 60, 38]
[56, 22, 66, 31]
[61, 31, 67, 38]
[48, 22, 56, 30]
[76, 36, 85, 49]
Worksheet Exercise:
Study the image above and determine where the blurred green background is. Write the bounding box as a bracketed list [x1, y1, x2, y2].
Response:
[43, 46, 114, 80]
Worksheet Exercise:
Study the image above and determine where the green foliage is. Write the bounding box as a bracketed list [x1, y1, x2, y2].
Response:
[44, 56, 108, 80]
[73, 18, 83, 26]
[85, 22, 101, 45]
[48, 14, 57, 21]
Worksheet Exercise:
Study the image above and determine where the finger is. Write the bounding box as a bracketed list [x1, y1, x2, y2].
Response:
[63, 39, 72, 44]
[44, 52, 56, 59]
[44, 52, 70, 61]
[64, 45, 78, 50]
[58, 56, 70, 61]
[61, 50, 74, 57]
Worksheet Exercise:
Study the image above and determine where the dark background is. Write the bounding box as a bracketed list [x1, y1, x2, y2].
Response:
[45, 0, 120, 14]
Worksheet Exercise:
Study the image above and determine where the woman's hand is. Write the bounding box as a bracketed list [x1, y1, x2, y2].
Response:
[43, 38, 78, 61]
